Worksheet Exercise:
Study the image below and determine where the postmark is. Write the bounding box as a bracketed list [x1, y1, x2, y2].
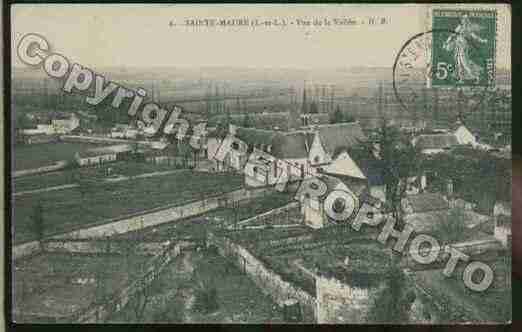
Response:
[392, 29, 495, 122]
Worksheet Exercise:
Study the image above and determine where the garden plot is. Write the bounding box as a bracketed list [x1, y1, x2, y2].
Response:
[12, 252, 151, 323]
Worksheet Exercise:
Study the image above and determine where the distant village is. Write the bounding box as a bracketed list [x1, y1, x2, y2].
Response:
[12, 79, 512, 323]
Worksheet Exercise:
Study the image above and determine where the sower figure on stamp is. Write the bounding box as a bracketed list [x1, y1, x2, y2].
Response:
[443, 15, 487, 83]
[443, 14, 488, 84]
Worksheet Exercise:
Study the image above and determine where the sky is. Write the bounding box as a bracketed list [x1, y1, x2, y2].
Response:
[11, 4, 511, 69]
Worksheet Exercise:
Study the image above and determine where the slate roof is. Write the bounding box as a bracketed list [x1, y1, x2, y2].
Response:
[236, 128, 314, 159]
[272, 132, 314, 159]
[405, 193, 449, 213]
[414, 134, 459, 150]
[316, 122, 366, 155]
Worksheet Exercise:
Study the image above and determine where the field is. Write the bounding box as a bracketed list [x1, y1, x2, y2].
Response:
[13, 142, 105, 170]
[13, 161, 180, 192]
[13, 171, 243, 244]
[113, 191, 294, 241]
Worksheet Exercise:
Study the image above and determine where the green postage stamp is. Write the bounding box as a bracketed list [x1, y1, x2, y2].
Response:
[431, 9, 496, 87]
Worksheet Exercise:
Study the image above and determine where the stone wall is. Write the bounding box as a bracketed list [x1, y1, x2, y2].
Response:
[73, 241, 182, 323]
[13, 188, 271, 260]
[235, 202, 299, 228]
[315, 274, 387, 324]
[207, 231, 317, 322]
[13, 160, 68, 178]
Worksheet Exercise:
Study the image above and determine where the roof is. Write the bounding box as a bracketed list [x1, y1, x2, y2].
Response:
[497, 215, 511, 227]
[236, 128, 314, 159]
[414, 134, 459, 150]
[405, 193, 449, 213]
[345, 147, 385, 186]
[79, 144, 133, 158]
[236, 128, 281, 148]
[301, 113, 330, 125]
[272, 132, 314, 159]
[322, 151, 366, 179]
[405, 209, 490, 233]
[210, 112, 291, 131]
[316, 122, 366, 155]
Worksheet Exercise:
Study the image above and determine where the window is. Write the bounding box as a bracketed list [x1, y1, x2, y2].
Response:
[253, 166, 259, 174]
[367, 211, 374, 219]
[314, 156, 320, 163]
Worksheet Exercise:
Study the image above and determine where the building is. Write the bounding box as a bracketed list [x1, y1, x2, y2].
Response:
[51, 113, 80, 134]
[21, 124, 55, 136]
[301, 113, 330, 127]
[321, 148, 386, 202]
[301, 175, 363, 229]
[402, 193, 449, 215]
[494, 201, 511, 247]
[453, 125, 477, 146]
[232, 122, 366, 187]
[21, 133, 59, 145]
[74, 144, 133, 166]
[412, 133, 459, 154]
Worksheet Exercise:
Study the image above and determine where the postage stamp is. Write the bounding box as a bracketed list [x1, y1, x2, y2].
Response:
[430, 9, 496, 87]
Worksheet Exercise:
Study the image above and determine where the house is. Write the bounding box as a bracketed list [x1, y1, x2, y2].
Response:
[314, 122, 366, 159]
[21, 133, 58, 144]
[412, 134, 459, 154]
[301, 113, 330, 127]
[139, 143, 192, 167]
[74, 144, 133, 166]
[51, 113, 80, 134]
[232, 122, 366, 188]
[494, 201, 511, 247]
[402, 193, 449, 215]
[321, 148, 386, 202]
[454, 125, 477, 146]
[235, 128, 330, 187]
[21, 124, 55, 136]
[301, 175, 361, 229]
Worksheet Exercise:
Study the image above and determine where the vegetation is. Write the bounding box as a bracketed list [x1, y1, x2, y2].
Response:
[433, 209, 469, 244]
[13, 171, 243, 244]
[329, 105, 355, 124]
[365, 119, 421, 226]
[423, 147, 511, 213]
[30, 202, 45, 244]
[368, 266, 416, 323]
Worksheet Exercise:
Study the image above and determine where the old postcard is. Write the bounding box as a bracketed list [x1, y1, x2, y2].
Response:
[8, 3, 511, 324]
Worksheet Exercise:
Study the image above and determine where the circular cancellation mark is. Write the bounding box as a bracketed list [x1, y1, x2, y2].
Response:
[392, 29, 496, 123]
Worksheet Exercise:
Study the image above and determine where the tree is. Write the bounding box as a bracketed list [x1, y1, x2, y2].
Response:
[368, 119, 421, 226]
[74, 171, 97, 201]
[242, 113, 253, 128]
[330, 105, 344, 124]
[30, 202, 45, 245]
[309, 102, 319, 114]
[94, 238, 112, 322]
[434, 208, 470, 244]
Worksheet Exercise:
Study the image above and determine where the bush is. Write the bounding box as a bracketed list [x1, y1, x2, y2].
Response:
[193, 283, 219, 314]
